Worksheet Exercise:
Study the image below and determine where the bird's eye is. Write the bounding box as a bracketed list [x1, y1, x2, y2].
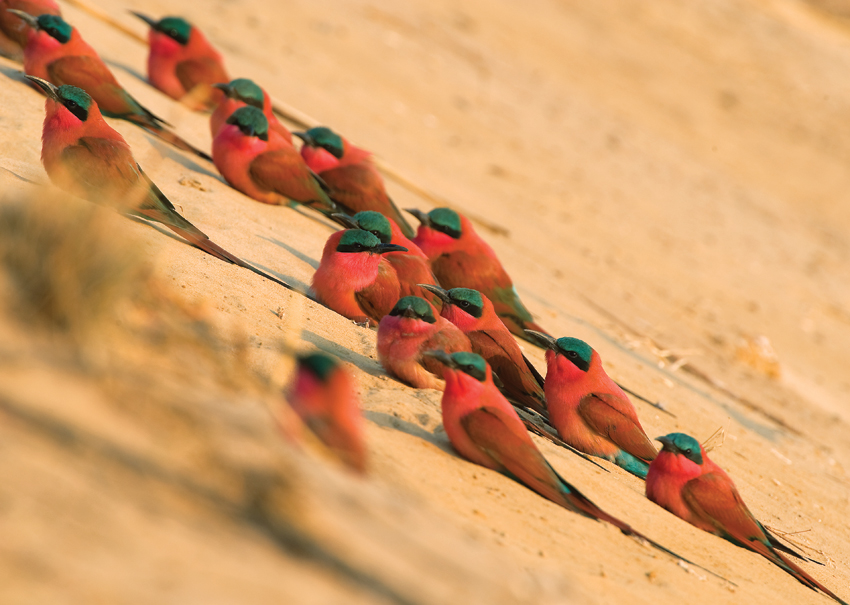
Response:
[370, 231, 381, 238]
[459, 301, 469, 308]
[683, 448, 692, 455]
[169, 29, 178, 38]
[567, 351, 578, 358]
[66, 101, 77, 108]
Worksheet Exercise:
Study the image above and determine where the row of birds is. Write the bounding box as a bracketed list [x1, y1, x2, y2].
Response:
[1, 2, 846, 602]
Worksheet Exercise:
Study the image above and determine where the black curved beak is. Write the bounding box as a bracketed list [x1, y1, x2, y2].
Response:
[330, 213, 359, 230]
[656, 435, 675, 451]
[6, 9, 39, 29]
[374, 243, 407, 254]
[422, 350, 457, 369]
[211, 82, 233, 96]
[404, 208, 430, 226]
[292, 131, 313, 146]
[524, 330, 557, 351]
[25, 75, 60, 101]
[129, 11, 158, 28]
[418, 284, 451, 305]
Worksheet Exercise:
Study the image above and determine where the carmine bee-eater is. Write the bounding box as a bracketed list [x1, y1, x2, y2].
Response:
[0, 0, 58, 60]
[311, 229, 407, 326]
[420, 285, 546, 417]
[294, 126, 416, 238]
[377, 296, 471, 389]
[212, 106, 338, 214]
[131, 12, 228, 111]
[8, 10, 210, 159]
[426, 350, 723, 574]
[334, 210, 441, 307]
[525, 331, 656, 478]
[647, 433, 847, 604]
[27, 77, 292, 290]
[286, 352, 367, 473]
[407, 207, 549, 343]
[209, 77, 291, 142]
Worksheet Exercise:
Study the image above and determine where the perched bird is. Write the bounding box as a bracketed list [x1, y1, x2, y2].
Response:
[427, 350, 718, 572]
[286, 352, 367, 473]
[311, 229, 407, 326]
[212, 106, 338, 214]
[209, 77, 291, 142]
[334, 211, 441, 307]
[377, 296, 471, 389]
[9, 10, 210, 159]
[295, 126, 415, 237]
[27, 77, 292, 290]
[0, 0, 59, 60]
[407, 207, 548, 343]
[647, 433, 847, 604]
[421, 285, 547, 417]
[131, 12, 228, 111]
[525, 331, 656, 478]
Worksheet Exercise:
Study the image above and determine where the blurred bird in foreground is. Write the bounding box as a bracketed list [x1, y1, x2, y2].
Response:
[286, 352, 367, 474]
[526, 331, 656, 479]
[647, 433, 846, 604]
[27, 77, 292, 290]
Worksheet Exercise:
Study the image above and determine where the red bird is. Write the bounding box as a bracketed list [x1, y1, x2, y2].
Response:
[377, 296, 471, 389]
[421, 285, 547, 417]
[286, 352, 367, 473]
[311, 229, 407, 326]
[26, 77, 292, 290]
[427, 350, 720, 573]
[334, 210, 442, 307]
[9, 10, 209, 159]
[647, 433, 847, 604]
[526, 331, 656, 478]
[0, 0, 59, 60]
[212, 106, 338, 214]
[131, 13, 228, 111]
[209, 77, 291, 142]
[407, 207, 549, 343]
[295, 126, 416, 238]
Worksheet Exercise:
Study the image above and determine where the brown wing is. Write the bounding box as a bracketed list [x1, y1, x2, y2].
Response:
[461, 407, 567, 503]
[175, 57, 229, 91]
[354, 262, 400, 324]
[419, 326, 472, 376]
[249, 149, 333, 208]
[681, 472, 768, 545]
[430, 249, 509, 293]
[60, 137, 144, 205]
[577, 392, 657, 462]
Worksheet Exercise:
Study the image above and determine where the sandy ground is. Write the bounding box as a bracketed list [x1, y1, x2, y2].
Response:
[1, 0, 850, 603]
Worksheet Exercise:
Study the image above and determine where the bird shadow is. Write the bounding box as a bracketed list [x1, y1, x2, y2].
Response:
[298, 330, 386, 378]
[0, 60, 24, 82]
[362, 410, 450, 450]
[250, 261, 308, 293]
[141, 135, 218, 178]
[259, 235, 320, 269]
[103, 59, 147, 85]
[0, 166, 41, 185]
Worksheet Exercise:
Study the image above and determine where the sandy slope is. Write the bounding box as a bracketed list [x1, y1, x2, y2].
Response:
[1, 0, 849, 603]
